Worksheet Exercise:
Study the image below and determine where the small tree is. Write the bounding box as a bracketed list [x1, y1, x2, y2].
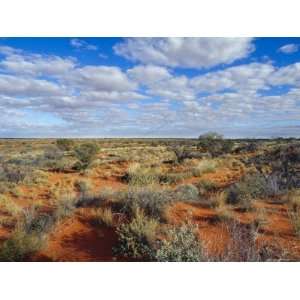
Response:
[56, 139, 75, 151]
[74, 142, 99, 170]
[199, 132, 223, 140]
[198, 132, 233, 157]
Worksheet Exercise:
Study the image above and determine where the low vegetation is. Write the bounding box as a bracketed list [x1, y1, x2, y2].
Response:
[90, 207, 114, 228]
[0, 136, 299, 261]
[115, 209, 158, 260]
[73, 142, 99, 170]
[155, 221, 204, 262]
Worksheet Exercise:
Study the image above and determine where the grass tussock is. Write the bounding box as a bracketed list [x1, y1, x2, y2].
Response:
[0, 230, 46, 262]
[288, 209, 300, 238]
[285, 189, 300, 211]
[213, 192, 234, 220]
[54, 192, 77, 220]
[0, 207, 53, 261]
[118, 186, 171, 220]
[0, 195, 22, 216]
[159, 172, 192, 185]
[90, 207, 114, 228]
[191, 159, 218, 177]
[124, 163, 161, 186]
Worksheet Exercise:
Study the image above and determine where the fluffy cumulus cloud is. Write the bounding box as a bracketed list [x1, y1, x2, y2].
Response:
[0, 46, 148, 136]
[190, 63, 275, 93]
[69, 66, 137, 92]
[278, 43, 299, 54]
[114, 37, 255, 69]
[0, 38, 300, 138]
[127, 65, 172, 85]
[0, 49, 76, 77]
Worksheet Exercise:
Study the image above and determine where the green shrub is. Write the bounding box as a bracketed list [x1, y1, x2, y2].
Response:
[44, 158, 71, 172]
[174, 184, 199, 202]
[226, 183, 252, 208]
[155, 221, 203, 262]
[196, 180, 218, 194]
[243, 174, 271, 198]
[169, 146, 191, 163]
[74, 142, 99, 170]
[21, 208, 54, 235]
[0, 164, 32, 184]
[43, 146, 64, 160]
[198, 132, 234, 157]
[56, 139, 75, 151]
[120, 186, 171, 220]
[226, 174, 274, 209]
[0, 207, 51, 261]
[0, 230, 46, 262]
[115, 209, 158, 260]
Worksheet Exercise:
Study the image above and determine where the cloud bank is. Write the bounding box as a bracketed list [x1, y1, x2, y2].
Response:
[0, 38, 299, 138]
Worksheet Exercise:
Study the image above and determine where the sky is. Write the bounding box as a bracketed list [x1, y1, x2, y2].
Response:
[0, 37, 300, 138]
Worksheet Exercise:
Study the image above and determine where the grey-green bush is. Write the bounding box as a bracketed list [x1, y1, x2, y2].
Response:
[115, 210, 158, 260]
[155, 221, 203, 262]
[119, 186, 171, 220]
[174, 184, 199, 202]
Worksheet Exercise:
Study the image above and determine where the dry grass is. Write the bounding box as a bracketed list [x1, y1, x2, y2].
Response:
[0, 195, 21, 216]
[125, 163, 162, 186]
[285, 189, 300, 211]
[191, 159, 218, 177]
[0, 138, 299, 261]
[288, 209, 300, 238]
[214, 192, 234, 220]
[90, 207, 114, 227]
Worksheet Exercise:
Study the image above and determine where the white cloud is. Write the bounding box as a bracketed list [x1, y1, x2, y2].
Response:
[269, 62, 300, 86]
[0, 74, 65, 97]
[127, 65, 171, 85]
[79, 91, 148, 103]
[69, 66, 137, 92]
[1, 41, 300, 138]
[0, 46, 147, 129]
[148, 75, 196, 101]
[191, 63, 274, 93]
[0, 52, 76, 77]
[0, 45, 22, 56]
[114, 37, 255, 69]
[278, 43, 299, 54]
[70, 38, 98, 51]
[128, 64, 196, 101]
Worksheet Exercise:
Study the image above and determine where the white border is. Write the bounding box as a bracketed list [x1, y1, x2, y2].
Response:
[0, 0, 299, 299]
[0, 0, 299, 36]
[0, 262, 299, 300]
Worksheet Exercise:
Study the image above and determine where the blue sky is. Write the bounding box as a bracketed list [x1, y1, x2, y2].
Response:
[0, 37, 300, 138]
